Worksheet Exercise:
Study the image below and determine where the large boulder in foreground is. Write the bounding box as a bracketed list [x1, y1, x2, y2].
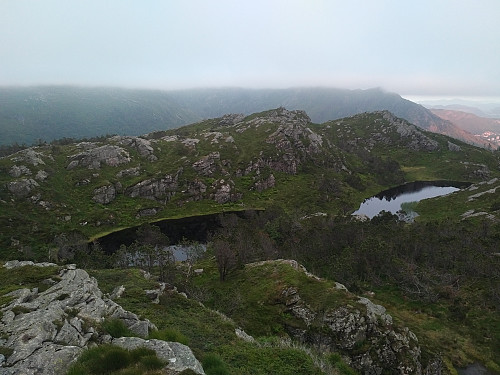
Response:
[0, 261, 204, 375]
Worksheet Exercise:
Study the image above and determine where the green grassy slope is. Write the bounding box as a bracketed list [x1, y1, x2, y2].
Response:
[1, 109, 499, 258]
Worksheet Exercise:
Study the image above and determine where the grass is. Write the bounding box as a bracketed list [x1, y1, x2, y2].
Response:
[369, 283, 500, 373]
[415, 179, 500, 222]
[0, 264, 60, 304]
[187, 259, 356, 338]
[101, 318, 137, 338]
[89, 265, 329, 374]
[148, 327, 189, 345]
[67, 344, 165, 375]
[2, 108, 500, 259]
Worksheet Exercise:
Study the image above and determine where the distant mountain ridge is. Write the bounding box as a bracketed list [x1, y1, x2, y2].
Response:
[0, 86, 485, 146]
[431, 109, 500, 134]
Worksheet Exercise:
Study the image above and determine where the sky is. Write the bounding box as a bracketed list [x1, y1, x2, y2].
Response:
[1, 0, 499, 98]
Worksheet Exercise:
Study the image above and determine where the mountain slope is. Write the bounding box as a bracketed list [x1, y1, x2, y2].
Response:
[1, 108, 498, 256]
[0, 86, 201, 146]
[0, 86, 485, 147]
[431, 108, 500, 134]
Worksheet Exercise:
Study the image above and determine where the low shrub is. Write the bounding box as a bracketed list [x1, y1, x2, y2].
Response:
[149, 328, 189, 345]
[67, 344, 165, 375]
[101, 317, 136, 338]
[202, 353, 230, 375]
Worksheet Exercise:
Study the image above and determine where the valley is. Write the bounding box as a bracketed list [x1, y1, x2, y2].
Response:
[1, 107, 499, 374]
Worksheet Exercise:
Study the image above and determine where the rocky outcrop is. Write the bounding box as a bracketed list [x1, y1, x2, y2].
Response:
[11, 149, 48, 167]
[136, 207, 160, 218]
[253, 260, 422, 375]
[126, 170, 181, 202]
[6, 178, 39, 198]
[113, 337, 205, 374]
[254, 174, 276, 192]
[93, 184, 117, 204]
[448, 141, 462, 152]
[192, 152, 220, 176]
[111, 136, 157, 161]
[186, 179, 207, 201]
[0, 262, 204, 375]
[35, 170, 49, 181]
[383, 112, 439, 151]
[67, 145, 131, 169]
[211, 179, 241, 204]
[116, 166, 141, 178]
[9, 165, 31, 178]
[218, 113, 244, 126]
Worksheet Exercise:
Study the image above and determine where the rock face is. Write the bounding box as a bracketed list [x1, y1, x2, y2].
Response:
[0, 262, 204, 375]
[6, 178, 39, 198]
[192, 152, 221, 176]
[11, 149, 48, 167]
[112, 337, 205, 374]
[126, 172, 180, 202]
[9, 165, 31, 178]
[111, 136, 157, 161]
[383, 111, 439, 151]
[67, 145, 131, 169]
[93, 184, 117, 204]
[265, 260, 422, 375]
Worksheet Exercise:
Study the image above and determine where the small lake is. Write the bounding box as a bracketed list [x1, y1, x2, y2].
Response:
[353, 181, 469, 220]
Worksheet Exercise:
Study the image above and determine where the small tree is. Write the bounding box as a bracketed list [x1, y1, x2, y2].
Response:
[133, 224, 171, 275]
[181, 238, 205, 279]
[54, 231, 88, 262]
[156, 246, 174, 282]
[114, 244, 131, 268]
[213, 238, 237, 281]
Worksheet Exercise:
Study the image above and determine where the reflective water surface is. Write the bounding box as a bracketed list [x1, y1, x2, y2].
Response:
[353, 181, 469, 219]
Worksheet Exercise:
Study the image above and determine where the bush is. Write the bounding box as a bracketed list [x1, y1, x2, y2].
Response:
[67, 344, 165, 374]
[90, 347, 130, 373]
[202, 353, 230, 375]
[139, 354, 164, 370]
[328, 352, 358, 375]
[490, 201, 500, 211]
[70, 345, 131, 374]
[149, 328, 189, 345]
[101, 318, 135, 338]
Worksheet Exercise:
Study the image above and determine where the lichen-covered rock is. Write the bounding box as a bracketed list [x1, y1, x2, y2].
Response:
[116, 166, 141, 178]
[136, 207, 159, 217]
[270, 260, 422, 375]
[111, 136, 157, 161]
[211, 179, 241, 204]
[67, 145, 131, 169]
[3, 260, 56, 269]
[192, 152, 220, 176]
[92, 184, 117, 204]
[6, 178, 39, 198]
[218, 113, 244, 126]
[112, 337, 205, 374]
[9, 165, 31, 178]
[126, 172, 180, 201]
[448, 141, 462, 152]
[11, 148, 48, 166]
[254, 174, 276, 192]
[0, 262, 157, 375]
[35, 170, 49, 181]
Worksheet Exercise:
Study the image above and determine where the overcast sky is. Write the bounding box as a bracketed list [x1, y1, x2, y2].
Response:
[1, 0, 499, 98]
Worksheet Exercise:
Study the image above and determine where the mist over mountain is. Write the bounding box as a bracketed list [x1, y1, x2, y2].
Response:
[0, 86, 482, 147]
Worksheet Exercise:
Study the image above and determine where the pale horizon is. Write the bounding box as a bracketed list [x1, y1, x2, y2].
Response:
[2, 0, 499, 98]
